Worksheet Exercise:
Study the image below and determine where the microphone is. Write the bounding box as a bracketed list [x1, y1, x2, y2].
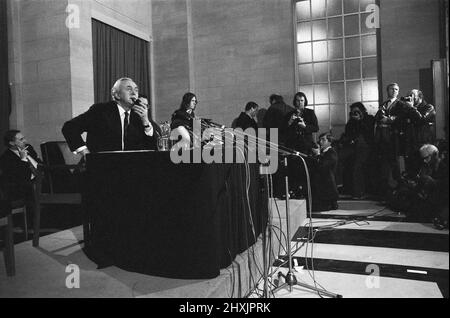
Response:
[132, 98, 142, 106]
[203, 118, 226, 130]
[131, 97, 149, 110]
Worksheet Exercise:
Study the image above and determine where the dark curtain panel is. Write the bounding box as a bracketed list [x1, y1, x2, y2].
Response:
[0, 0, 10, 154]
[92, 19, 150, 105]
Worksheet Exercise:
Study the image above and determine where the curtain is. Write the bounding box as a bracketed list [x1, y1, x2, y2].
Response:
[0, 0, 10, 154]
[92, 19, 150, 105]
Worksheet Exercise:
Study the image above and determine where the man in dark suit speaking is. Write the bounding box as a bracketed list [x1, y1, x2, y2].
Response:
[62, 77, 158, 155]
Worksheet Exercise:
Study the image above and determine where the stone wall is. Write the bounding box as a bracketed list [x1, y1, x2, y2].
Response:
[152, 0, 296, 126]
[7, 0, 152, 152]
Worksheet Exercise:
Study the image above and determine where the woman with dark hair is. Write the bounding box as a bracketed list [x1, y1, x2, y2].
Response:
[339, 102, 375, 199]
[170, 92, 198, 147]
[284, 92, 319, 154]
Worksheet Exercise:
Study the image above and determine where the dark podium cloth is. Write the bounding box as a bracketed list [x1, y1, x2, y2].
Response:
[84, 151, 267, 279]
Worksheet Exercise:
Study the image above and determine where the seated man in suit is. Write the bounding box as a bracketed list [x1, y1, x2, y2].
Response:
[0, 130, 41, 200]
[62, 77, 158, 155]
[374, 82, 401, 198]
[310, 132, 339, 212]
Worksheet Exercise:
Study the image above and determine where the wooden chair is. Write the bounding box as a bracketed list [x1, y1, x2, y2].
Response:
[0, 200, 15, 276]
[32, 142, 86, 247]
[0, 171, 29, 241]
[0, 169, 16, 276]
[11, 199, 28, 240]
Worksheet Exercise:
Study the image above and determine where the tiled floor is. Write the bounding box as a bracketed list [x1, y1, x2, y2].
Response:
[1, 200, 448, 298]
[264, 214, 448, 298]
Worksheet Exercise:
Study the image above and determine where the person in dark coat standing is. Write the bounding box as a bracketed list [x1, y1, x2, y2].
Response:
[410, 89, 436, 146]
[339, 102, 375, 198]
[283, 92, 319, 198]
[262, 94, 293, 146]
[262, 95, 293, 198]
[234, 101, 259, 132]
[311, 132, 339, 212]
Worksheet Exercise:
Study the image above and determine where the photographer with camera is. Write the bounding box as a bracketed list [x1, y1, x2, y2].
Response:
[284, 92, 318, 154]
[409, 89, 436, 146]
[374, 83, 423, 199]
[389, 144, 448, 227]
[282, 92, 319, 198]
[390, 94, 422, 175]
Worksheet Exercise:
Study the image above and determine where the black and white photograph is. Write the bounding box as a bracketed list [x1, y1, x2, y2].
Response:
[0, 0, 448, 300]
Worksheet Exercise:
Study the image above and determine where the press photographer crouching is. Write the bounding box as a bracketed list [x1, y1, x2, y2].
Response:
[310, 133, 339, 212]
[389, 143, 448, 228]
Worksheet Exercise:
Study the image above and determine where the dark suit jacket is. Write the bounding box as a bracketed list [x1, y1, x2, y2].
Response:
[311, 147, 339, 202]
[284, 108, 319, 153]
[375, 99, 400, 158]
[416, 100, 436, 145]
[235, 112, 258, 132]
[0, 146, 40, 200]
[390, 100, 422, 156]
[262, 102, 294, 145]
[342, 115, 375, 146]
[62, 101, 158, 153]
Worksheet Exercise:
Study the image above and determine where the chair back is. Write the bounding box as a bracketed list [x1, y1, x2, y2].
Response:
[40, 142, 83, 193]
[0, 169, 8, 215]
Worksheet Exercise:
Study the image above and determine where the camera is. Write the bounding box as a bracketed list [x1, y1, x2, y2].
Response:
[400, 96, 413, 102]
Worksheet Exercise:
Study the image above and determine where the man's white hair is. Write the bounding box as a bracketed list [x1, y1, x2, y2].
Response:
[419, 144, 439, 157]
[111, 77, 133, 100]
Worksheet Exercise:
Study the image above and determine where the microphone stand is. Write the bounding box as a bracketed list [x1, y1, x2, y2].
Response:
[272, 156, 342, 298]
[188, 121, 340, 297]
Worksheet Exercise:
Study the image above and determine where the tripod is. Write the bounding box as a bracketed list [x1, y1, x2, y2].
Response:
[272, 157, 342, 298]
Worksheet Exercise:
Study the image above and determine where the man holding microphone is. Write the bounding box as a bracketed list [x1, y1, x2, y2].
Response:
[62, 77, 158, 155]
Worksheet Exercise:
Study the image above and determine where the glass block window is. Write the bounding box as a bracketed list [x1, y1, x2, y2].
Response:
[295, 0, 379, 138]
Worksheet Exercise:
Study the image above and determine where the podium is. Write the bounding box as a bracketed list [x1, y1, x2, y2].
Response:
[84, 151, 267, 279]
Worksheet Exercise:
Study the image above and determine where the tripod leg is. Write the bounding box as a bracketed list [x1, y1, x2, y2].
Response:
[295, 281, 342, 298]
[272, 282, 286, 294]
[270, 157, 342, 298]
